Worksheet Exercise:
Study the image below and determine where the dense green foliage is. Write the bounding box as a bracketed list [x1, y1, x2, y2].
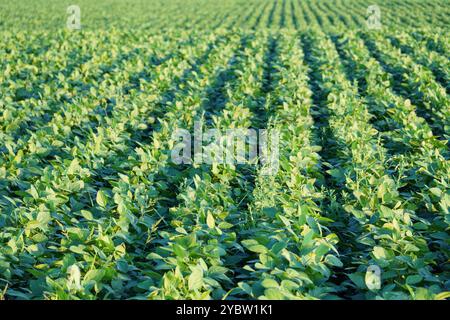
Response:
[0, 0, 449, 300]
[0, 0, 449, 31]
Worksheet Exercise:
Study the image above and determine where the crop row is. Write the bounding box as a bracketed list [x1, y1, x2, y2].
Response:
[1, 0, 448, 32]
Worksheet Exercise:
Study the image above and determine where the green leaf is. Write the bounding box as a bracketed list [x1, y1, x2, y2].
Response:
[172, 244, 187, 259]
[188, 266, 203, 291]
[261, 278, 279, 288]
[218, 221, 233, 229]
[348, 273, 366, 289]
[435, 291, 450, 300]
[37, 211, 51, 225]
[315, 243, 330, 259]
[206, 212, 215, 229]
[262, 207, 277, 218]
[81, 210, 94, 220]
[429, 187, 442, 197]
[83, 269, 105, 283]
[301, 229, 314, 249]
[325, 254, 343, 267]
[406, 275, 423, 285]
[373, 246, 387, 260]
[242, 240, 267, 254]
[96, 190, 108, 208]
[264, 288, 285, 299]
[278, 215, 291, 227]
[67, 158, 80, 175]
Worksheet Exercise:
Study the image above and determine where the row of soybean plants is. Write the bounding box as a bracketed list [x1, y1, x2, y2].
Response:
[347, 0, 448, 29]
[0, 30, 137, 152]
[119, 31, 246, 299]
[335, 31, 449, 298]
[388, 31, 449, 93]
[232, 32, 341, 300]
[2, 0, 448, 32]
[304, 30, 446, 299]
[79, 30, 245, 300]
[413, 29, 450, 57]
[147, 31, 271, 300]
[298, 0, 364, 31]
[1, 30, 160, 221]
[359, 30, 449, 139]
[0, 30, 177, 200]
[292, 0, 446, 31]
[0, 29, 178, 298]
[0, 30, 233, 299]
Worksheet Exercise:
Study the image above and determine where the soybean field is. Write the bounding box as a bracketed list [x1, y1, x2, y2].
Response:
[0, 0, 449, 300]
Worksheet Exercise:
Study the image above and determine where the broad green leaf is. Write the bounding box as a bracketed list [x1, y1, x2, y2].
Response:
[188, 266, 203, 291]
[96, 190, 108, 208]
[206, 212, 215, 229]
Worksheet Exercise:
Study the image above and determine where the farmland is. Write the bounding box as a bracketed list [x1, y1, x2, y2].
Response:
[0, 0, 449, 300]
